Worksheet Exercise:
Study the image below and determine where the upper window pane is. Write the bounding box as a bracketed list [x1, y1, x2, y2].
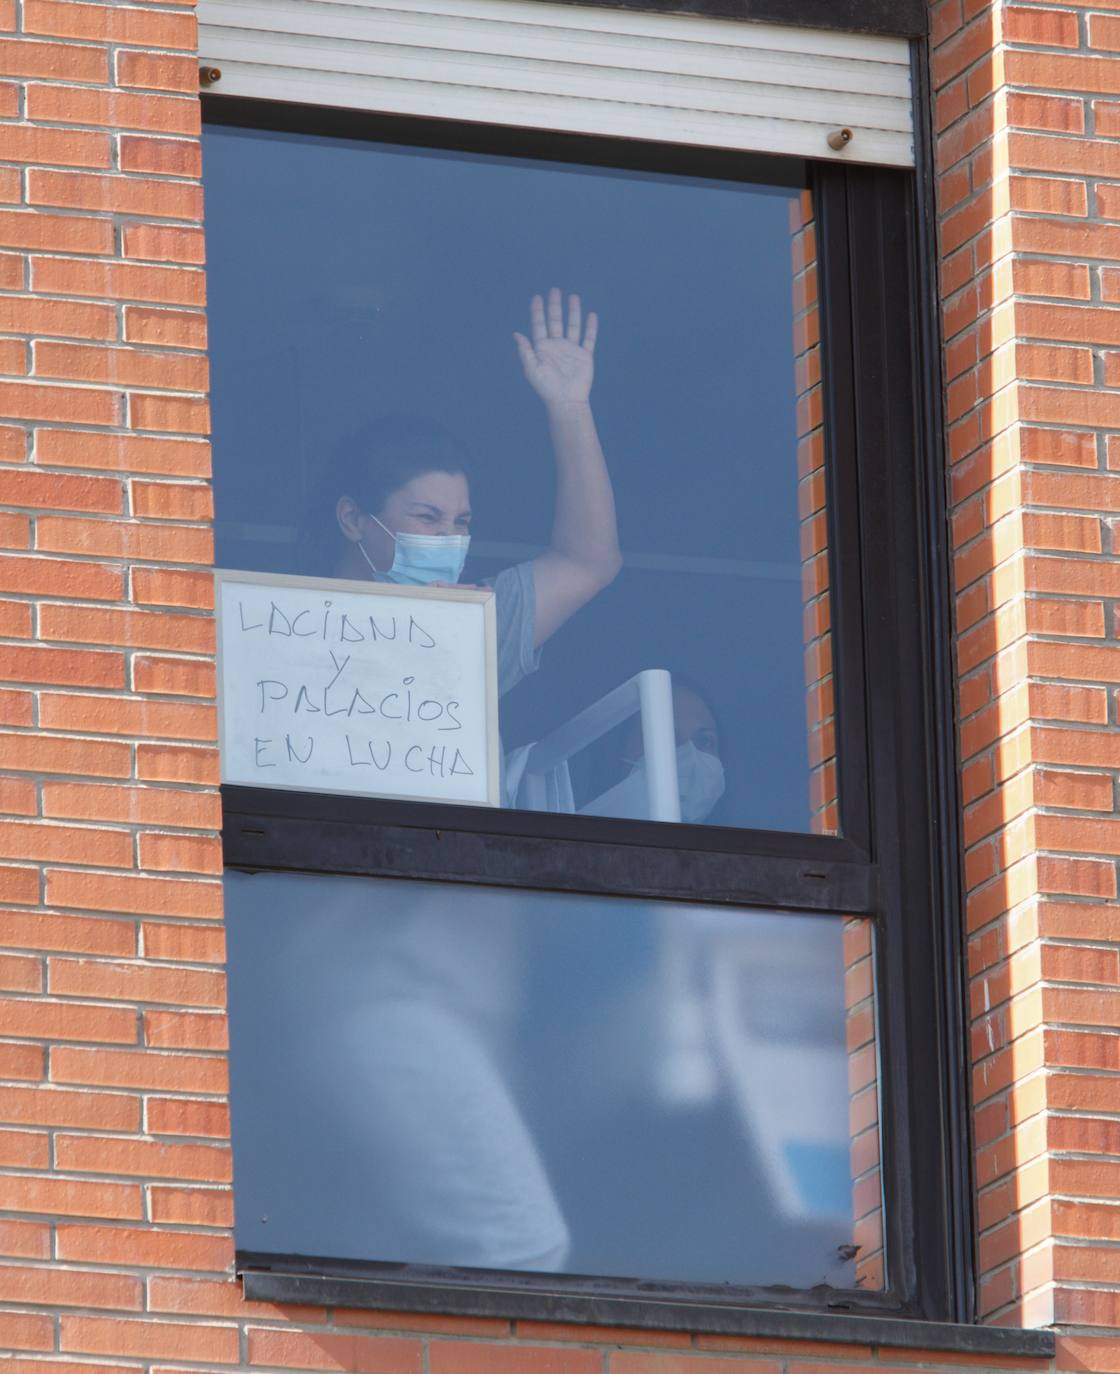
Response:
[204, 123, 838, 834]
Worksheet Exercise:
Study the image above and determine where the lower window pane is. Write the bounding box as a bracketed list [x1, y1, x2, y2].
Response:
[225, 872, 881, 1292]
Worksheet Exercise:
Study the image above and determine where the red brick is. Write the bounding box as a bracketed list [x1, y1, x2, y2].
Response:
[0, 553, 124, 601]
[133, 655, 216, 699]
[0, 1039, 44, 1080]
[39, 693, 216, 741]
[39, 604, 214, 653]
[55, 1133, 232, 1182]
[32, 256, 205, 306]
[0, 296, 116, 341]
[120, 135, 202, 178]
[124, 224, 206, 264]
[0, 208, 113, 255]
[49, 957, 224, 1007]
[133, 567, 215, 607]
[0, 380, 119, 427]
[139, 832, 222, 875]
[0, 468, 122, 514]
[248, 1328, 423, 1374]
[60, 1315, 239, 1364]
[149, 1185, 233, 1227]
[0, 731, 130, 780]
[0, 1265, 141, 1311]
[36, 516, 213, 563]
[37, 429, 210, 477]
[116, 51, 200, 94]
[144, 1009, 227, 1052]
[0, 37, 107, 83]
[0, 1311, 53, 1352]
[56, 1223, 232, 1272]
[0, 1129, 49, 1168]
[148, 1097, 230, 1138]
[35, 342, 208, 393]
[29, 170, 202, 222]
[0, 689, 33, 727]
[136, 744, 220, 785]
[0, 645, 125, 691]
[52, 1044, 227, 1094]
[0, 995, 136, 1044]
[132, 479, 213, 519]
[2, 1173, 142, 1220]
[43, 783, 220, 830]
[24, 0, 196, 48]
[1005, 4, 1079, 45]
[25, 83, 200, 135]
[45, 869, 222, 920]
[132, 393, 210, 435]
[124, 306, 207, 350]
[0, 910, 135, 956]
[0, 1082, 138, 1131]
[0, 1220, 51, 1259]
[0, 125, 111, 169]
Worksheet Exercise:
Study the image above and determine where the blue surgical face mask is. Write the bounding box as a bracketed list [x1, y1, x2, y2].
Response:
[359, 513, 470, 587]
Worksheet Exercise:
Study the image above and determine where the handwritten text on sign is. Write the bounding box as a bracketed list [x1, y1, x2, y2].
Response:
[216, 571, 499, 806]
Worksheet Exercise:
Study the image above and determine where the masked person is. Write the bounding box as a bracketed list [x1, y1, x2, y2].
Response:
[581, 683, 726, 825]
[330, 288, 621, 699]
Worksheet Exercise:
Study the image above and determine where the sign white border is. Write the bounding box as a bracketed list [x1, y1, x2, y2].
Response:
[214, 568, 501, 808]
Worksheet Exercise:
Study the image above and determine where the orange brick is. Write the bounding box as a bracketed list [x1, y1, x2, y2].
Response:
[23, 0, 196, 48]
[1024, 469, 1120, 511]
[1, 645, 125, 691]
[1022, 511, 1102, 552]
[116, 51, 200, 94]
[56, 1133, 231, 1183]
[0, 125, 111, 169]
[0, 37, 107, 83]
[49, 957, 224, 1007]
[0, 468, 122, 514]
[124, 224, 206, 264]
[56, 1223, 232, 1272]
[52, 1044, 226, 1093]
[31, 256, 205, 306]
[0, 420, 27, 456]
[25, 83, 200, 135]
[149, 1185, 232, 1227]
[29, 170, 202, 222]
[39, 605, 214, 654]
[0, 1083, 138, 1131]
[39, 693, 216, 741]
[148, 1097, 229, 1138]
[43, 783, 220, 830]
[139, 832, 222, 876]
[0, 380, 119, 427]
[36, 516, 213, 563]
[0, 512, 30, 549]
[60, 1315, 239, 1364]
[1006, 90, 1085, 133]
[2, 1172, 142, 1219]
[1006, 4, 1079, 45]
[144, 1008, 227, 1051]
[142, 920, 224, 965]
[124, 306, 207, 350]
[0, 775, 36, 813]
[0, 818, 131, 873]
[132, 393, 210, 435]
[0, 731, 130, 780]
[136, 744, 220, 785]
[0, 296, 116, 341]
[0, 1128, 49, 1169]
[0, 910, 135, 956]
[132, 479, 213, 519]
[0, 207, 113, 254]
[133, 655, 216, 699]
[248, 1328, 423, 1374]
[46, 869, 222, 920]
[1011, 176, 1085, 217]
[0, 865, 39, 905]
[1016, 343, 1093, 384]
[35, 342, 208, 393]
[0, 1311, 53, 1352]
[1027, 596, 1106, 636]
[0, 1219, 51, 1259]
[119, 135, 202, 178]
[0, 995, 136, 1044]
[37, 429, 210, 477]
[0, 1264, 141, 1311]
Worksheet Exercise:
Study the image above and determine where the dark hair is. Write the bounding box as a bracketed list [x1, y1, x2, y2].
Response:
[306, 415, 472, 573]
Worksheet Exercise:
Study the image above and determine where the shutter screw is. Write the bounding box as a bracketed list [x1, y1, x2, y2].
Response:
[199, 66, 222, 86]
[827, 128, 853, 151]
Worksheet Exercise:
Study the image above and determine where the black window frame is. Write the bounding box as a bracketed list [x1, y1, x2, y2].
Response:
[204, 84, 1003, 1348]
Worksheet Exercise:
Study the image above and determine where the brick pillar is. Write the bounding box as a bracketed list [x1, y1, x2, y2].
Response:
[932, 0, 1120, 1352]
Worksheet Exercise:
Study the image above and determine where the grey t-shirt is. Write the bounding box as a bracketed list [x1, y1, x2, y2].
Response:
[490, 560, 541, 698]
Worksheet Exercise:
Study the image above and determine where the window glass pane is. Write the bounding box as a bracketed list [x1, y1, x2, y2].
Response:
[205, 125, 839, 834]
[224, 872, 881, 1290]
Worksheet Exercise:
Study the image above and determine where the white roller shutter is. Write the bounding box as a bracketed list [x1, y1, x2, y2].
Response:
[197, 0, 915, 168]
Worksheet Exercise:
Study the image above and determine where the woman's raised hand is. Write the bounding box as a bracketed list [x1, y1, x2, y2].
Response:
[514, 288, 597, 410]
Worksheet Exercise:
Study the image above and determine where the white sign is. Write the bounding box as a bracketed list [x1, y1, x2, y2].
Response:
[216, 570, 500, 807]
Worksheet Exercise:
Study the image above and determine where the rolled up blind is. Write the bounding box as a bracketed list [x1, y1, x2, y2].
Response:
[197, 0, 915, 167]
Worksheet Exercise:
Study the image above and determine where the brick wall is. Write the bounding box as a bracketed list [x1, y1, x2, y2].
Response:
[932, 0, 1120, 1363]
[0, 0, 1116, 1373]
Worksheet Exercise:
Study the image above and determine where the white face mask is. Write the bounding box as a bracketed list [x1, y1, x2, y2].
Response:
[582, 740, 726, 824]
[359, 512, 470, 586]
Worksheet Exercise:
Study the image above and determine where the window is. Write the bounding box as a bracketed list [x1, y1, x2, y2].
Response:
[206, 94, 966, 1333]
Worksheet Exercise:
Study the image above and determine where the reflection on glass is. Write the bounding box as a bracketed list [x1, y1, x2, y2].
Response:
[205, 126, 838, 832]
[225, 872, 878, 1290]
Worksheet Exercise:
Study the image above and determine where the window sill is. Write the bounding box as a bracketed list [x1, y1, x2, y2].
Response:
[241, 1268, 1055, 1358]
